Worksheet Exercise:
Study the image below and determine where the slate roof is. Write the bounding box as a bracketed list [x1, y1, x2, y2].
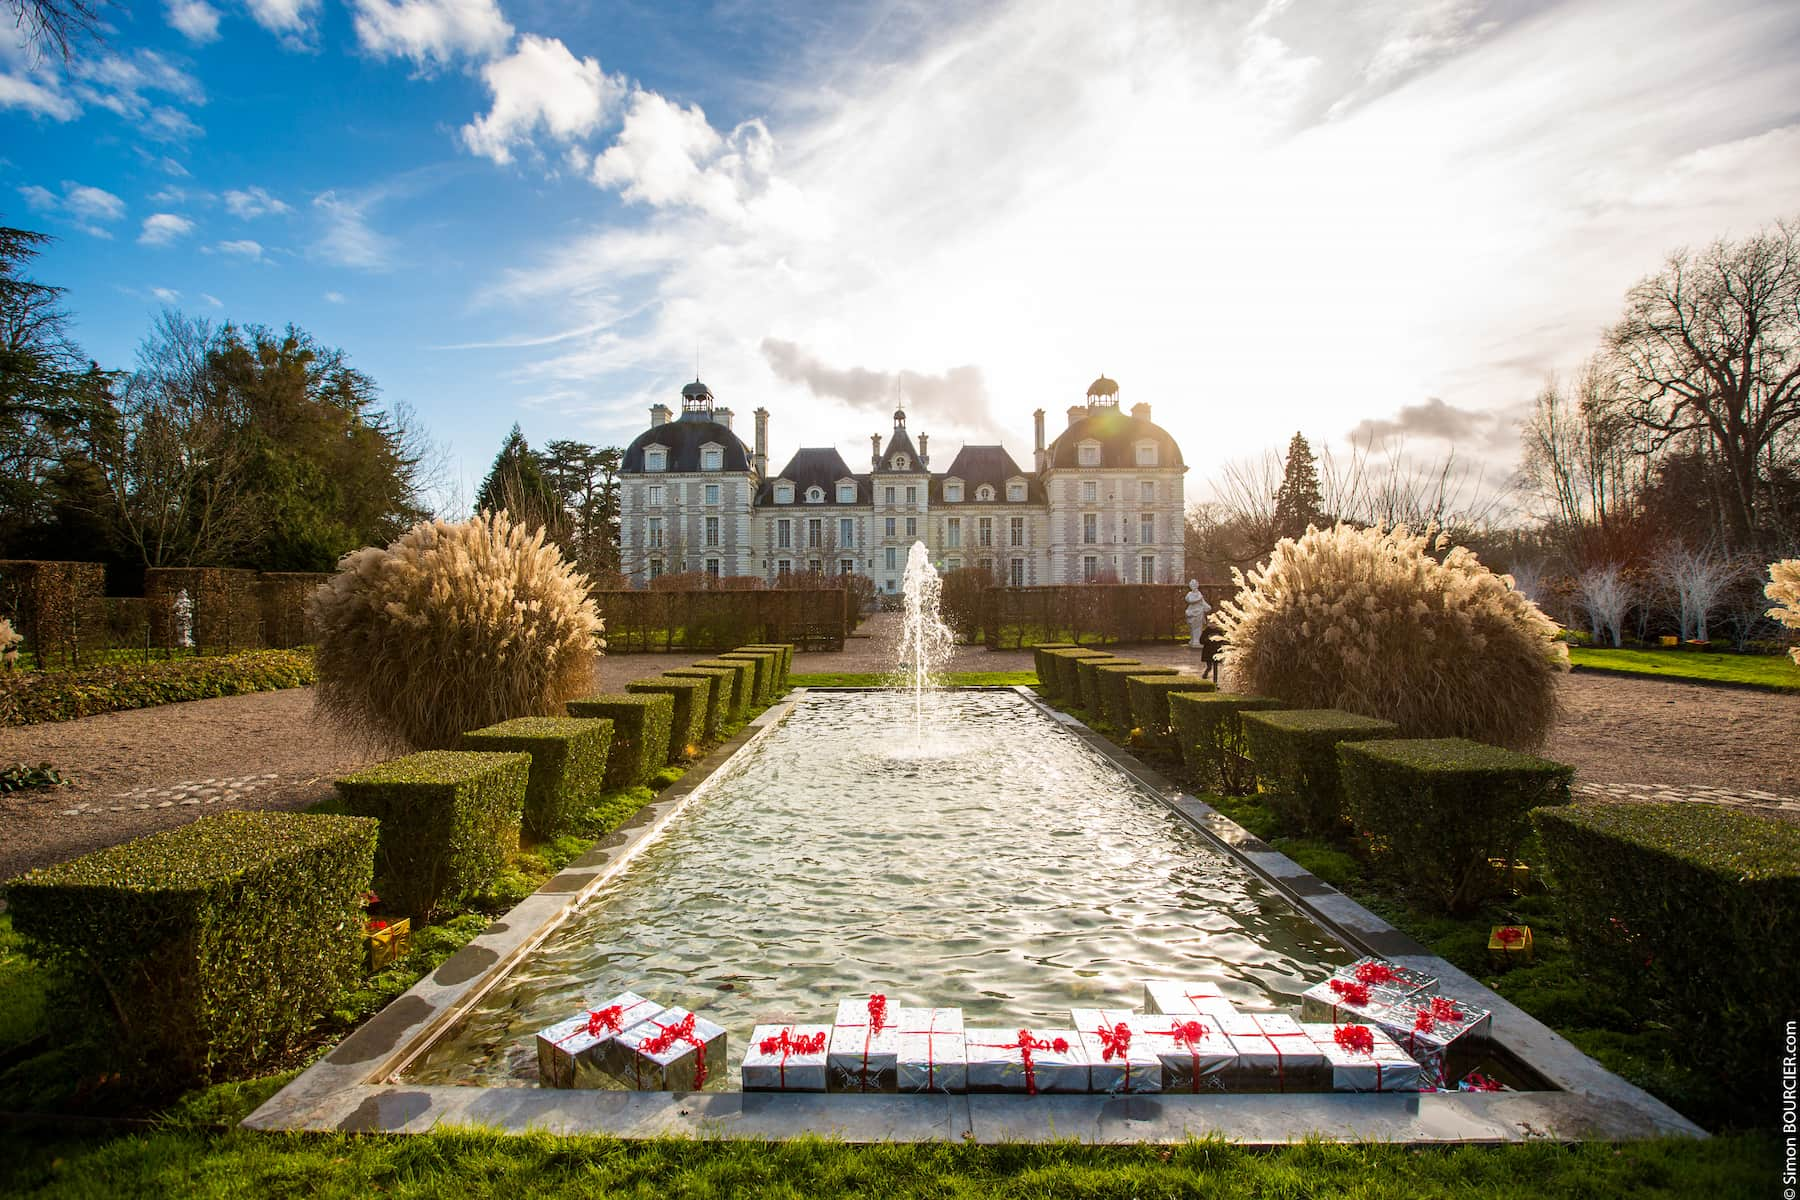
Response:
[874, 426, 922, 473]
[623, 417, 753, 473]
[931, 445, 1046, 503]
[756, 448, 871, 506]
[1045, 404, 1185, 470]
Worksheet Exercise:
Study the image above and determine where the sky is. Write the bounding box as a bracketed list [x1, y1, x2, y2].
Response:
[6, 0, 1800, 513]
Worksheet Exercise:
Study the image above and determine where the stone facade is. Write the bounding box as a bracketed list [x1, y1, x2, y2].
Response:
[619, 376, 1186, 591]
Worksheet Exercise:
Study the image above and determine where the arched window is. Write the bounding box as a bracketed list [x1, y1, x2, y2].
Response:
[891, 454, 909, 470]
[806, 486, 824, 503]
[976, 485, 994, 501]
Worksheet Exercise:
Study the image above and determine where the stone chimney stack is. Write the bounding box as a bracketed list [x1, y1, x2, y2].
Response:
[871, 433, 881, 470]
[918, 433, 929, 467]
[715, 406, 734, 430]
[1033, 408, 1047, 473]
[753, 407, 769, 476]
[1131, 402, 1151, 421]
[1066, 405, 1086, 428]
[650, 403, 672, 427]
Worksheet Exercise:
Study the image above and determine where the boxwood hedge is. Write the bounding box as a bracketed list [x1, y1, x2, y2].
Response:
[1169, 691, 1284, 795]
[1242, 708, 1398, 836]
[565, 692, 674, 789]
[1043, 648, 1112, 704]
[691, 658, 753, 721]
[664, 667, 734, 737]
[626, 676, 709, 760]
[1074, 656, 1136, 715]
[1531, 801, 1800, 1105]
[458, 716, 614, 838]
[1029, 643, 1078, 688]
[718, 651, 777, 706]
[5, 810, 377, 1084]
[737, 643, 793, 690]
[1096, 663, 1176, 731]
[334, 750, 528, 919]
[1126, 674, 1215, 749]
[0, 649, 316, 727]
[1340, 737, 1572, 912]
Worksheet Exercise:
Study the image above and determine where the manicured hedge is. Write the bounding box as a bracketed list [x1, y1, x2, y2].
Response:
[1340, 737, 1572, 913]
[565, 692, 674, 789]
[1097, 663, 1176, 731]
[1170, 691, 1284, 795]
[459, 716, 613, 838]
[691, 658, 753, 721]
[1531, 801, 1800, 1099]
[718, 651, 777, 706]
[1030, 642, 1078, 687]
[1044, 648, 1113, 704]
[1074, 656, 1136, 714]
[0, 649, 316, 727]
[6, 811, 377, 1083]
[1242, 709, 1398, 836]
[626, 676, 709, 760]
[665, 667, 733, 737]
[334, 750, 528, 919]
[739, 643, 794, 690]
[1126, 674, 1215, 749]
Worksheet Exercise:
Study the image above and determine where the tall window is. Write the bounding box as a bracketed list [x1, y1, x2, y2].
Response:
[1010, 558, 1025, 586]
[647, 484, 664, 506]
[946, 517, 961, 548]
[885, 546, 897, 571]
[648, 558, 663, 579]
[706, 558, 720, 577]
[1009, 516, 1025, 547]
[777, 559, 791, 577]
[705, 516, 719, 547]
[884, 486, 896, 504]
[1082, 480, 1098, 504]
[647, 517, 663, 548]
[702, 448, 722, 470]
[1140, 513, 1155, 544]
[905, 517, 917, 538]
[884, 516, 897, 538]
[777, 519, 791, 549]
[905, 486, 918, 504]
[978, 516, 993, 547]
[1140, 555, 1156, 584]
[809, 559, 822, 574]
[839, 558, 854, 575]
[1139, 480, 1155, 503]
[839, 517, 854, 546]
[705, 483, 720, 505]
[1083, 555, 1099, 582]
[807, 518, 822, 548]
[1083, 513, 1098, 544]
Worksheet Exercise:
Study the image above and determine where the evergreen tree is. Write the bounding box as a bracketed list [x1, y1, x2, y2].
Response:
[476, 424, 564, 536]
[1272, 432, 1326, 541]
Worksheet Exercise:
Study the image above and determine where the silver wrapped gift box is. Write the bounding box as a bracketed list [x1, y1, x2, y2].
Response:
[1142, 979, 1240, 1021]
[1071, 1008, 1162, 1094]
[828, 995, 899, 1093]
[1303, 1022, 1423, 1093]
[1369, 995, 1493, 1088]
[1332, 956, 1437, 998]
[1298, 976, 1407, 1025]
[1132, 1013, 1235, 1093]
[964, 1027, 1090, 1094]
[741, 1024, 831, 1092]
[893, 1006, 967, 1094]
[1218, 1011, 1331, 1092]
[612, 1006, 728, 1091]
[534, 991, 663, 1089]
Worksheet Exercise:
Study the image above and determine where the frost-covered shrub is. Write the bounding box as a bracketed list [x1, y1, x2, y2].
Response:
[309, 511, 605, 749]
[1212, 523, 1567, 752]
[1768, 559, 1800, 665]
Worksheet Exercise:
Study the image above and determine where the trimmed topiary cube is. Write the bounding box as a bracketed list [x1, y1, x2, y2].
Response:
[566, 692, 674, 789]
[458, 716, 614, 838]
[1340, 737, 1572, 913]
[692, 658, 753, 722]
[334, 750, 528, 919]
[1531, 801, 1800, 1117]
[1075, 656, 1137, 715]
[1127, 674, 1216, 749]
[1097, 663, 1177, 731]
[1045, 648, 1113, 704]
[7, 811, 378, 1084]
[665, 667, 732, 737]
[627, 676, 709, 760]
[1242, 709, 1399, 836]
[738, 643, 793, 690]
[1169, 691, 1283, 795]
[719, 650, 779, 705]
[1030, 643, 1079, 687]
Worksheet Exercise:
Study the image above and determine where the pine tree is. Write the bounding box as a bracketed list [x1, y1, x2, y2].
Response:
[476, 424, 564, 536]
[1272, 432, 1325, 541]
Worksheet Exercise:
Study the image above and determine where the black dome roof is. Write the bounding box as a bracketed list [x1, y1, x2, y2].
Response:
[1046, 404, 1184, 470]
[622, 419, 752, 473]
[681, 379, 712, 399]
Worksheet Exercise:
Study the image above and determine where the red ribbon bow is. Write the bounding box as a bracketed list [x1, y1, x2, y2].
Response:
[1462, 1071, 1502, 1092]
[1097, 1022, 1132, 1061]
[1354, 961, 1400, 986]
[1426, 996, 1464, 1023]
[553, 1003, 628, 1048]
[987, 1029, 1069, 1096]
[1496, 927, 1524, 946]
[867, 994, 888, 1033]
[1333, 1025, 1375, 1056]
[757, 1027, 826, 1088]
[1145, 1020, 1219, 1094]
[640, 1011, 709, 1088]
[366, 918, 388, 932]
[1328, 978, 1371, 1008]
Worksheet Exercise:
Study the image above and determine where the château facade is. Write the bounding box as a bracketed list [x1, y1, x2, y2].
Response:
[618, 375, 1187, 592]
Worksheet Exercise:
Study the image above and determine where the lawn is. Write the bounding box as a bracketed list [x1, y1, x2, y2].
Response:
[1568, 646, 1800, 691]
[791, 671, 1039, 688]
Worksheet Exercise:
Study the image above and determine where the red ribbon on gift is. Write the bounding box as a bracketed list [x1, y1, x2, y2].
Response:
[640, 1011, 709, 1089]
[1333, 1025, 1374, 1056]
[1085, 1020, 1139, 1092]
[839, 994, 891, 1091]
[552, 1003, 628, 1048]
[1011, 1029, 1069, 1096]
[758, 1027, 826, 1089]
[899, 1010, 958, 1092]
[1426, 996, 1464, 1023]
[1328, 978, 1371, 1009]
[1496, 927, 1524, 946]
[867, 994, 888, 1034]
[1461, 1071, 1502, 1092]
[1142, 1019, 1219, 1094]
[1353, 961, 1401, 986]
[1228, 1015, 1311, 1092]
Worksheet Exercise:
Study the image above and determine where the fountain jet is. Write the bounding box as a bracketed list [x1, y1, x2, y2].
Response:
[897, 541, 955, 741]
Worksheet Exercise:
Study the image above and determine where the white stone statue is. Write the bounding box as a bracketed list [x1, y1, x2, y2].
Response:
[1185, 579, 1210, 650]
[173, 588, 194, 649]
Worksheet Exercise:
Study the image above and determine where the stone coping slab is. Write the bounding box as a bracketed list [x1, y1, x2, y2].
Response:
[245, 687, 1705, 1144]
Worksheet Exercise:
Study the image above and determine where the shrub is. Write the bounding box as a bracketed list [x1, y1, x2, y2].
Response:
[1044, 648, 1112, 704]
[0, 559, 106, 669]
[664, 667, 732, 737]
[1768, 559, 1800, 665]
[308, 511, 604, 750]
[1339, 737, 1572, 912]
[1532, 801, 1800, 1118]
[1074, 655, 1136, 715]
[691, 658, 753, 721]
[565, 693, 674, 789]
[1030, 643, 1078, 688]
[1097, 663, 1176, 730]
[739, 643, 794, 689]
[1169, 691, 1283, 795]
[1242, 709, 1399, 837]
[1212, 523, 1567, 751]
[1126, 674, 1216, 749]
[333, 750, 529, 919]
[717, 651, 776, 706]
[0, 650, 315, 727]
[6, 811, 377, 1084]
[626, 677, 709, 761]
[458, 717, 613, 838]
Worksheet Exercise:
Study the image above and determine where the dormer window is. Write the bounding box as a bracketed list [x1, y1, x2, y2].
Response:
[645, 447, 667, 472]
[1135, 441, 1159, 467]
[1077, 441, 1102, 467]
[891, 454, 909, 470]
[775, 483, 794, 504]
[976, 485, 995, 502]
[945, 481, 962, 503]
[806, 486, 824, 503]
[1007, 481, 1026, 501]
[701, 446, 722, 471]
[837, 482, 856, 503]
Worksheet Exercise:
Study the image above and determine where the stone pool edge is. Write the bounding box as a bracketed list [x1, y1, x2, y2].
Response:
[242, 686, 1706, 1145]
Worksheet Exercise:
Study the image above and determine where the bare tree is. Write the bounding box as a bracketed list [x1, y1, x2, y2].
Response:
[1653, 543, 1741, 642]
[1517, 356, 1648, 562]
[1320, 435, 1510, 535]
[7, 0, 106, 65]
[1608, 217, 1800, 547]
[1576, 563, 1631, 647]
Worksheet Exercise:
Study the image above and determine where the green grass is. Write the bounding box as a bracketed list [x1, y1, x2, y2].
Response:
[1568, 646, 1800, 691]
[790, 671, 1038, 687]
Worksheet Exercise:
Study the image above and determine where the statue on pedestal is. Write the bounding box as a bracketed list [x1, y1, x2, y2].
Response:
[1185, 579, 1210, 650]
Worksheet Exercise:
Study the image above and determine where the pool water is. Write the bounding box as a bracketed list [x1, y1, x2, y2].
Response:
[404, 689, 1353, 1087]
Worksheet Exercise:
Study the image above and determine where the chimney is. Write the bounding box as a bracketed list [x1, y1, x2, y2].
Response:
[1131, 402, 1151, 421]
[1033, 408, 1047, 473]
[871, 433, 881, 470]
[715, 406, 734, 430]
[1066, 405, 1085, 428]
[753, 407, 769, 477]
[650, 403, 672, 427]
[917, 433, 929, 466]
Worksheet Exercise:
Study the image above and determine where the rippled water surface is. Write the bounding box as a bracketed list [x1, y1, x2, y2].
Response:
[406, 690, 1352, 1087]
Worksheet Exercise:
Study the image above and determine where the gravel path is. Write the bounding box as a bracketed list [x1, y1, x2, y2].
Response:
[2, 615, 1794, 879]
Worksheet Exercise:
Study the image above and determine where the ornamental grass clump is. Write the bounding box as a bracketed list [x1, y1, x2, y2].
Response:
[1212, 523, 1566, 751]
[309, 511, 604, 750]
[1768, 559, 1800, 665]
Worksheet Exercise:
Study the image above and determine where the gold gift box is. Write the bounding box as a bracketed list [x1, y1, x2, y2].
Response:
[365, 917, 412, 971]
[1487, 925, 1533, 966]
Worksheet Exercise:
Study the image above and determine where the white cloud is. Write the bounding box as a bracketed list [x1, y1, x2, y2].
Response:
[213, 238, 266, 259]
[151, 286, 182, 302]
[0, 71, 78, 120]
[200, 292, 223, 307]
[17, 180, 126, 235]
[352, 0, 513, 67]
[70, 49, 205, 117]
[324, 290, 347, 303]
[245, 0, 320, 47]
[461, 34, 623, 165]
[144, 106, 204, 142]
[589, 92, 786, 226]
[165, 0, 222, 44]
[139, 212, 196, 245]
[312, 190, 394, 268]
[224, 185, 291, 218]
